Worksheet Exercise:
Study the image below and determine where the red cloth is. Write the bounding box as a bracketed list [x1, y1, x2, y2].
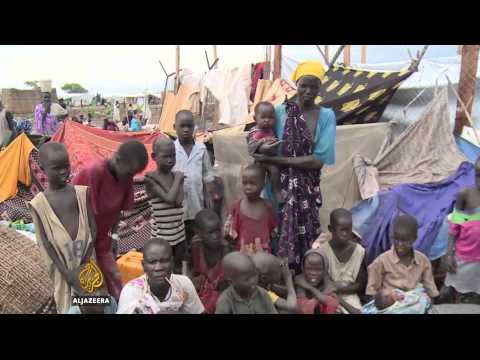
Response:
[191, 242, 224, 314]
[72, 159, 135, 299]
[51, 120, 161, 179]
[250, 128, 277, 142]
[250, 63, 265, 102]
[229, 199, 277, 253]
[297, 295, 339, 314]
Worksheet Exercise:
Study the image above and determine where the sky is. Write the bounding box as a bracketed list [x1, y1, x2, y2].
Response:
[0, 45, 459, 96]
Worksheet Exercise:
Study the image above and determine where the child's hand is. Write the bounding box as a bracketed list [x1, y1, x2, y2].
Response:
[294, 274, 313, 291]
[223, 214, 238, 243]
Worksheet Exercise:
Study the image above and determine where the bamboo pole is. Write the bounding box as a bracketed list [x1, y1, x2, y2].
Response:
[273, 45, 282, 80]
[315, 45, 329, 66]
[264, 45, 271, 80]
[324, 45, 330, 65]
[343, 45, 351, 66]
[361, 45, 367, 64]
[453, 45, 480, 135]
[330, 45, 346, 67]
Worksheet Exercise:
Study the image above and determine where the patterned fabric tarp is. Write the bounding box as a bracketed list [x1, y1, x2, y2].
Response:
[353, 88, 468, 199]
[51, 120, 163, 179]
[318, 65, 414, 125]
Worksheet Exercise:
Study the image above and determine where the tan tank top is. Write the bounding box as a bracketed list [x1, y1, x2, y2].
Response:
[30, 185, 94, 314]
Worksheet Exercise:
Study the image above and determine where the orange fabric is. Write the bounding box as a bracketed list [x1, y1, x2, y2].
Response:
[158, 86, 197, 133]
[116, 250, 144, 285]
[0, 133, 35, 202]
[51, 120, 166, 179]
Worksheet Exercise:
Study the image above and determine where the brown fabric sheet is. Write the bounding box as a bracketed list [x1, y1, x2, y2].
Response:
[353, 88, 468, 199]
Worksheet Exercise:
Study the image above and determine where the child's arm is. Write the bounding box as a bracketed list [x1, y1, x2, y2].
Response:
[365, 259, 384, 297]
[252, 153, 323, 171]
[144, 173, 184, 206]
[273, 263, 298, 313]
[29, 205, 83, 294]
[83, 188, 96, 263]
[421, 259, 440, 299]
[334, 256, 368, 296]
[447, 190, 467, 273]
[337, 297, 362, 314]
[294, 274, 331, 306]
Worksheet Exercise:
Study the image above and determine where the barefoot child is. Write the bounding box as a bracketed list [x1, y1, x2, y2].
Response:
[251, 252, 297, 313]
[366, 214, 439, 300]
[190, 209, 230, 313]
[144, 136, 186, 274]
[294, 249, 341, 314]
[72, 140, 149, 300]
[247, 101, 284, 207]
[30, 142, 97, 313]
[215, 251, 278, 314]
[224, 163, 278, 254]
[443, 158, 480, 301]
[318, 208, 367, 312]
[173, 110, 215, 255]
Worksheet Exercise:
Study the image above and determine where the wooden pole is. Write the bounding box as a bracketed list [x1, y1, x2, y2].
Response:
[264, 45, 271, 80]
[212, 46, 218, 69]
[361, 45, 367, 64]
[457, 45, 463, 55]
[273, 45, 282, 80]
[454, 45, 480, 136]
[324, 45, 330, 65]
[343, 45, 351, 66]
[175, 45, 180, 94]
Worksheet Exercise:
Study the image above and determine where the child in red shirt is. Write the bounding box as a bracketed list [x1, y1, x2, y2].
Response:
[224, 163, 278, 255]
[190, 209, 230, 313]
[72, 140, 148, 300]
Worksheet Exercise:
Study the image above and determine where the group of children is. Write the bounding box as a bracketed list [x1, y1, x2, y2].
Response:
[29, 106, 480, 314]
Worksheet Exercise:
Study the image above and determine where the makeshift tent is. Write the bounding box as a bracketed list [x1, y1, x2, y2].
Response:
[51, 120, 163, 178]
[353, 88, 467, 199]
[204, 64, 252, 127]
[156, 86, 200, 133]
[212, 122, 390, 227]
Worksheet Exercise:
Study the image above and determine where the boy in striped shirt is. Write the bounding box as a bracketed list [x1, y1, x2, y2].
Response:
[144, 136, 186, 274]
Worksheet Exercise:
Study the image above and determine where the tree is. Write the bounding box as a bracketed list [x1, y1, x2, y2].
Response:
[61, 83, 88, 94]
[25, 81, 39, 89]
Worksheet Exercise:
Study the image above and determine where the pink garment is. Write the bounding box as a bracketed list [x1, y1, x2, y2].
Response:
[249, 128, 277, 142]
[449, 220, 480, 262]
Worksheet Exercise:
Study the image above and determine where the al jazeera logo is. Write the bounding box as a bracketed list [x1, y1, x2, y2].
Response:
[71, 259, 111, 306]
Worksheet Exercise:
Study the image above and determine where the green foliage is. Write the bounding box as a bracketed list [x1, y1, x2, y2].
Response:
[24, 81, 39, 89]
[61, 83, 88, 94]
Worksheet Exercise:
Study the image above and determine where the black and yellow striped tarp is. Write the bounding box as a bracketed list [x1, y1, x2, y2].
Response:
[317, 65, 413, 125]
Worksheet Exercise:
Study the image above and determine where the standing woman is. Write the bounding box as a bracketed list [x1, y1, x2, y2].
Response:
[254, 61, 336, 273]
[34, 92, 67, 136]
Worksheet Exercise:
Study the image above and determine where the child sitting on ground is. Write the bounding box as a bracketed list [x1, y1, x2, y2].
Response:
[30, 142, 98, 314]
[362, 286, 432, 314]
[294, 249, 343, 314]
[73, 140, 149, 301]
[318, 208, 367, 313]
[366, 214, 439, 301]
[251, 252, 297, 314]
[215, 251, 278, 314]
[247, 101, 284, 207]
[224, 163, 278, 255]
[144, 136, 186, 274]
[440, 157, 480, 303]
[189, 209, 230, 313]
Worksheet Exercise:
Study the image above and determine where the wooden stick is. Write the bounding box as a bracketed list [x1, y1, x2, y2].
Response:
[273, 45, 282, 80]
[324, 45, 330, 65]
[446, 74, 480, 145]
[315, 45, 329, 66]
[212, 46, 218, 69]
[361, 45, 367, 64]
[175, 45, 180, 94]
[264, 45, 271, 80]
[343, 45, 351, 66]
[329, 45, 346, 67]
